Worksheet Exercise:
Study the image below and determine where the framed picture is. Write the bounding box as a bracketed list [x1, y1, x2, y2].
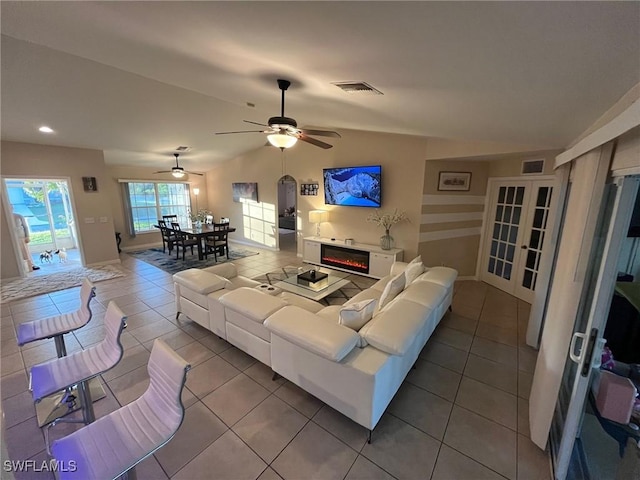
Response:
[232, 182, 258, 202]
[438, 172, 471, 191]
[82, 176, 98, 192]
[300, 183, 319, 196]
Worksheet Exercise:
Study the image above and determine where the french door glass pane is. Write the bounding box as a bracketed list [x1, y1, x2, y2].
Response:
[487, 185, 525, 281]
[522, 187, 553, 292]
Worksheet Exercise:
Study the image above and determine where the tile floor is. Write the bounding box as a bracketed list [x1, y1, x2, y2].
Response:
[1, 243, 552, 480]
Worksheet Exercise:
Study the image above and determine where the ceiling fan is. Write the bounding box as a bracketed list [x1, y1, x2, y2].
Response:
[154, 153, 203, 178]
[215, 79, 341, 150]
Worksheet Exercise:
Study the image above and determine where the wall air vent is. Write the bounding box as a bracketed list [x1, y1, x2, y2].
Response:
[176, 146, 190, 152]
[522, 159, 545, 175]
[332, 81, 383, 95]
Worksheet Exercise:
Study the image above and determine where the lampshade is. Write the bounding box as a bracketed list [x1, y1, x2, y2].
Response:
[172, 169, 186, 179]
[267, 133, 298, 149]
[193, 187, 200, 196]
[309, 210, 329, 224]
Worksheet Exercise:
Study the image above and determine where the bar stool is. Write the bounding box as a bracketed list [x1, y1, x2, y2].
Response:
[50, 338, 191, 479]
[29, 301, 127, 444]
[17, 278, 99, 425]
[17, 278, 96, 358]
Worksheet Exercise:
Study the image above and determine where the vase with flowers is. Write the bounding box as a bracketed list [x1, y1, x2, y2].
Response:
[366, 209, 409, 250]
[189, 209, 213, 229]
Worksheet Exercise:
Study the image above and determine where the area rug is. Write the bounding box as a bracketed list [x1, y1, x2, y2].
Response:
[128, 246, 260, 276]
[1, 265, 126, 304]
[252, 266, 378, 306]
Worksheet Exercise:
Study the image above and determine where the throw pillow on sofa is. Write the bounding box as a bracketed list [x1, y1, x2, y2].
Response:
[404, 259, 425, 286]
[339, 298, 377, 331]
[378, 271, 406, 311]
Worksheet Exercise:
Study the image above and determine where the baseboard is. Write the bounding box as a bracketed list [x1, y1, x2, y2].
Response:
[457, 275, 478, 281]
[229, 238, 278, 252]
[86, 259, 122, 267]
[122, 242, 163, 252]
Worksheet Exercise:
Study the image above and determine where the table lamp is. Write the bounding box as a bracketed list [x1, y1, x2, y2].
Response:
[309, 210, 329, 237]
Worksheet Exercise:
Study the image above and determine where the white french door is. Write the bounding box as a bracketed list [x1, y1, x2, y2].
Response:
[481, 178, 555, 303]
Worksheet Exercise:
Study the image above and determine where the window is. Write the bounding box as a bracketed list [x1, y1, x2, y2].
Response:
[125, 182, 190, 233]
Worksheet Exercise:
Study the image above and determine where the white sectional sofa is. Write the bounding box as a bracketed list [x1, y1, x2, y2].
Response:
[173, 260, 457, 434]
[174, 263, 324, 363]
[264, 262, 457, 433]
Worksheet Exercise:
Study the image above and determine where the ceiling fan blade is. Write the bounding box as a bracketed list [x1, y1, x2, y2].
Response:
[296, 133, 334, 149]
[185, 171, 204, 176]
[243, 120, 269, 127]
[215, 130, 264, 135]
[154, 171, 172, 174]
[299, 129, 341, 138]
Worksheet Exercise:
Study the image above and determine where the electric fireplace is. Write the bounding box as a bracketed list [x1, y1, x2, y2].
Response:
[321, 244, 370, 275]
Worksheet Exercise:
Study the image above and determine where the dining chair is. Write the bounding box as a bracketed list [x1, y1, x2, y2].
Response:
[157, 219, 177, 254]
[171, 222, 198, 260]
[162, 214, 178, 224]
[204, 223, 229, 261]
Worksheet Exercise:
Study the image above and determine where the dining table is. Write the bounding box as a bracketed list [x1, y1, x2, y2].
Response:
[155, 223, 236, 260]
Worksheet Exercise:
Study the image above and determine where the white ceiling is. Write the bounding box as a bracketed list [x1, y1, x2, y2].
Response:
[1, 1, 639, 172]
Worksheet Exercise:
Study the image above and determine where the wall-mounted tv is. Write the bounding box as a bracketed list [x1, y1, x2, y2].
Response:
[323, 165, 382, 208]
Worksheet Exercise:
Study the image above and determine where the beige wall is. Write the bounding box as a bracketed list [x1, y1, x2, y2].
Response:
[419, 160, 489, 276]
[1, 141, 120, 279]
[205, 129, 429, 259]
[488, 150, 559, 177]
[106, 165, 208, 251]
[418, 149, 560, 277]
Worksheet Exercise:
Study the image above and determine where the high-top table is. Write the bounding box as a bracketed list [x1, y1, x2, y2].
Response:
[156, 224, 236, 260]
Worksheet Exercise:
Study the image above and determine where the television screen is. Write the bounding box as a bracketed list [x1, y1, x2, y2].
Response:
[323, 165, 382, 207]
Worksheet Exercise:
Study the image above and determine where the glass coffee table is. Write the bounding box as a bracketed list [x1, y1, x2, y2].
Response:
[275, 267, 351, 301]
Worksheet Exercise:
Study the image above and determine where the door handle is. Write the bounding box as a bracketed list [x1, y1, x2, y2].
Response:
[521, 245, 528, 249]
[569, 332, 586, 364]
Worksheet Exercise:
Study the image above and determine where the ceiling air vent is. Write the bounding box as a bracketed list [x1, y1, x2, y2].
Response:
[521, 159, 545, 175]
[332, 81, 383, 95]
[175, 146, 190, 152]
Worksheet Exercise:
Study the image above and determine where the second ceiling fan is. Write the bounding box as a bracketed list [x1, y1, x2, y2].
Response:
[154, 153, 203, 178]
[215, 79, 341, 149]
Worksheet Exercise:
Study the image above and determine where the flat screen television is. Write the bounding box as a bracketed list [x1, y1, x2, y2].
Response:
[323, 165, 382, 207]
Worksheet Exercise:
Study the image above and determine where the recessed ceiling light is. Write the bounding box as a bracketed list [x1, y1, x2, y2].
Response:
[39, 126, 54, 133]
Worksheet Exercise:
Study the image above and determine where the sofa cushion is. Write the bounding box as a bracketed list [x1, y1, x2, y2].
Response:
[340, 299, 377, 331]
[203, 262, 238, 279]
[173, 269, 229, 295]
[345, 288, 383, 307]
[417, 266, 458, 289]
[317, 305, 342, 323]
[402, 282, 447, 309]
[219, 287, 287, 323]
[279, 292, 324, 313]
[378, 272, 406, 311]
[265, 306, 359, 362]
[390, 261, 409, 277]
[364, 299, 432, 355]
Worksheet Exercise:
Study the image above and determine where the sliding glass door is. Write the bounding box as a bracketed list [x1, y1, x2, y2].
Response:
[4, 179, 77, 252]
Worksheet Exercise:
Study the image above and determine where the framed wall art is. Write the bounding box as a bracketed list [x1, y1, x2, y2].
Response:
[82, 176, 98, 192]
[232, 182, 258, 202]
[300, 183, 319, 196]
[438, 172, 471, 191]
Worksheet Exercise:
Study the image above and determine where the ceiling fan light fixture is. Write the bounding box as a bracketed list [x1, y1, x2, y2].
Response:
[171, 168, 186, 178]
[267, 133, 297, 149]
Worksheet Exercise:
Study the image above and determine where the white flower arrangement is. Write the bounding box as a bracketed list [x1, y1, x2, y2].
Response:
[366, 209, 409, 231]
[189, 209, 213, 222]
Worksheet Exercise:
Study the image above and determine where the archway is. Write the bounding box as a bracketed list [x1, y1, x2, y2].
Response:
[276, 175, 297, 252]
